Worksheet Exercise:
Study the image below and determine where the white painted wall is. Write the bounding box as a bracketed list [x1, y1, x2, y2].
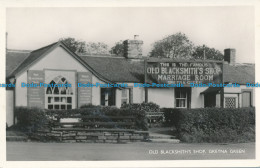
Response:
[148, 88, 175, 108]
[191, 87, 207, 108]
[133, 86, 145, 103]
[125, 83, 145, 104]
[29, 47, 87, 72]
[92, 75, 105, 106]
[115, 89, 121, 108]
[15, 46, 107, 108]
[15, 71, 27, 106]
[6, 90, 14, 127]
[216, 94, 220, 107]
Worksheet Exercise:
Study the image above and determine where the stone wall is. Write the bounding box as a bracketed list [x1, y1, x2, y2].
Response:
[31, 130, 148, 143]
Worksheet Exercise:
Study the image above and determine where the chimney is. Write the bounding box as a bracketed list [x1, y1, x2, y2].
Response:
[224, 48, 236, 65]
[123, 35, 143, 59]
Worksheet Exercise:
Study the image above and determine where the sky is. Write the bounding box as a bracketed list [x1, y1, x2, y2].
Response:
[6, 7, 255, 63]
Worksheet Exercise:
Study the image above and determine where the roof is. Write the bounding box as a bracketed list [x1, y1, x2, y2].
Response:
[6, 42, 255, 85]
[223, 63, 255, 84]
[201, 87, 221, 94]
[80, 56, 145, 83]
[6, 49, 31, 77]
[7, 42, 58, 77]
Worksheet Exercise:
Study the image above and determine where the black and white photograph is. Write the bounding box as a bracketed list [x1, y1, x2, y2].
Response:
[1, 0, 260, 167]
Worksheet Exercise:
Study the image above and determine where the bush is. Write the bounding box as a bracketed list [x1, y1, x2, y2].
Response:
[15, 107, 50, 134]
[162, 107, 255, 143]
[121, 102, 161, 129]
[121, 102, 160, 112]
[15, 105, 148, 132]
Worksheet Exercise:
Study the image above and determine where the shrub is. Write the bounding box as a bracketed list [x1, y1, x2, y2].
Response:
[15, 105, 148, 132]
[162, 107, 255, 143]
[121, 102, 160, 112]
[15, 107, 50, 134]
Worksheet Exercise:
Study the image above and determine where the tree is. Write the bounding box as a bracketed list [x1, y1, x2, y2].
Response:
[149, 32, 223, 61]
[149, 32, 194, 59]
[60, 37, 109, 55]
[60, 37, 86, 54]
[110, 41, 124, 56]
[192, 45, 224, 61]
[85, 42, 109, 55]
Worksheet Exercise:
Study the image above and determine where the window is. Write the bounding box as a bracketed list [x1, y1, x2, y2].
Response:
[225, 97, 236, 108]
[175, 88, 189, 108]
[101, 88, 116, 106]
[46, 76, 73, 110]
[121, 88, 133, 105]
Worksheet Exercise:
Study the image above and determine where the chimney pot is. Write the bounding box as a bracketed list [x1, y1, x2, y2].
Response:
[134, 35, 139, 40]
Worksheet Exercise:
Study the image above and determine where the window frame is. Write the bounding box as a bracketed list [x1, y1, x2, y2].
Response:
[175, 88, 188, 108]
[224, 97, 237, 108]
[45, 76, 73, 110]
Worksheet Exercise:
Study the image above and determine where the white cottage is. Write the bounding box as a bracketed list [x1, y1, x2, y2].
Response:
[6, 37, 255, 126]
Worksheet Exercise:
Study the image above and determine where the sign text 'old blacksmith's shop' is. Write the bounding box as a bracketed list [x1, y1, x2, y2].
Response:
[146, 61, 223, 85]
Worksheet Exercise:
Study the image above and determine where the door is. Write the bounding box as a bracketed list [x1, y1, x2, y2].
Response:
[204, 93, 216, 107]
[242, 92, 251, 107]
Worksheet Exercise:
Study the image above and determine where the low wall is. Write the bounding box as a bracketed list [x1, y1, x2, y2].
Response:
[31, 130, 149, 143]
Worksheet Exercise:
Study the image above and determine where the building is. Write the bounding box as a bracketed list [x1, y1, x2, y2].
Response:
[6, 36, 255, 126]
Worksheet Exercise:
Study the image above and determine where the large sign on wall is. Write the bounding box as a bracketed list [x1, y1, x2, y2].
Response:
[27, 70, 45, 108]
[77, 72, 92, 108]
[146, 61, 223, 85]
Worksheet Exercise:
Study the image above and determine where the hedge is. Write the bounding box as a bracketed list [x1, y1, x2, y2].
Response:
[121, 102, 160, 112]
[162, 107, 255, 143]
[15, 107, 51, 134]
[15, 105, 148, 134]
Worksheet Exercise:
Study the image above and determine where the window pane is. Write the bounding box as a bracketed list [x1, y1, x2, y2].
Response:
[54, 87, 59, 94]
[67, 87, 73, 95]
[48, 97, 53, 103]
[180, 99, 186, 107]
[67, 97, 72, 103]
[60, 87, 66, 94]
[49, 80, 56, 89]
[54, 105, 60, 109]
[180, 91, 186, 98]
[48, 105, 53, 109]
[175, 90, 180, 98]
[67, 105, 72, 109]
[61, 105, 66, 110]
[46, 87, 52, 94]
[61, 97, 66, 103]
[176, 99, 186, 107]
[61, 77, 66, 82]
[54, 97, 60, 102]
